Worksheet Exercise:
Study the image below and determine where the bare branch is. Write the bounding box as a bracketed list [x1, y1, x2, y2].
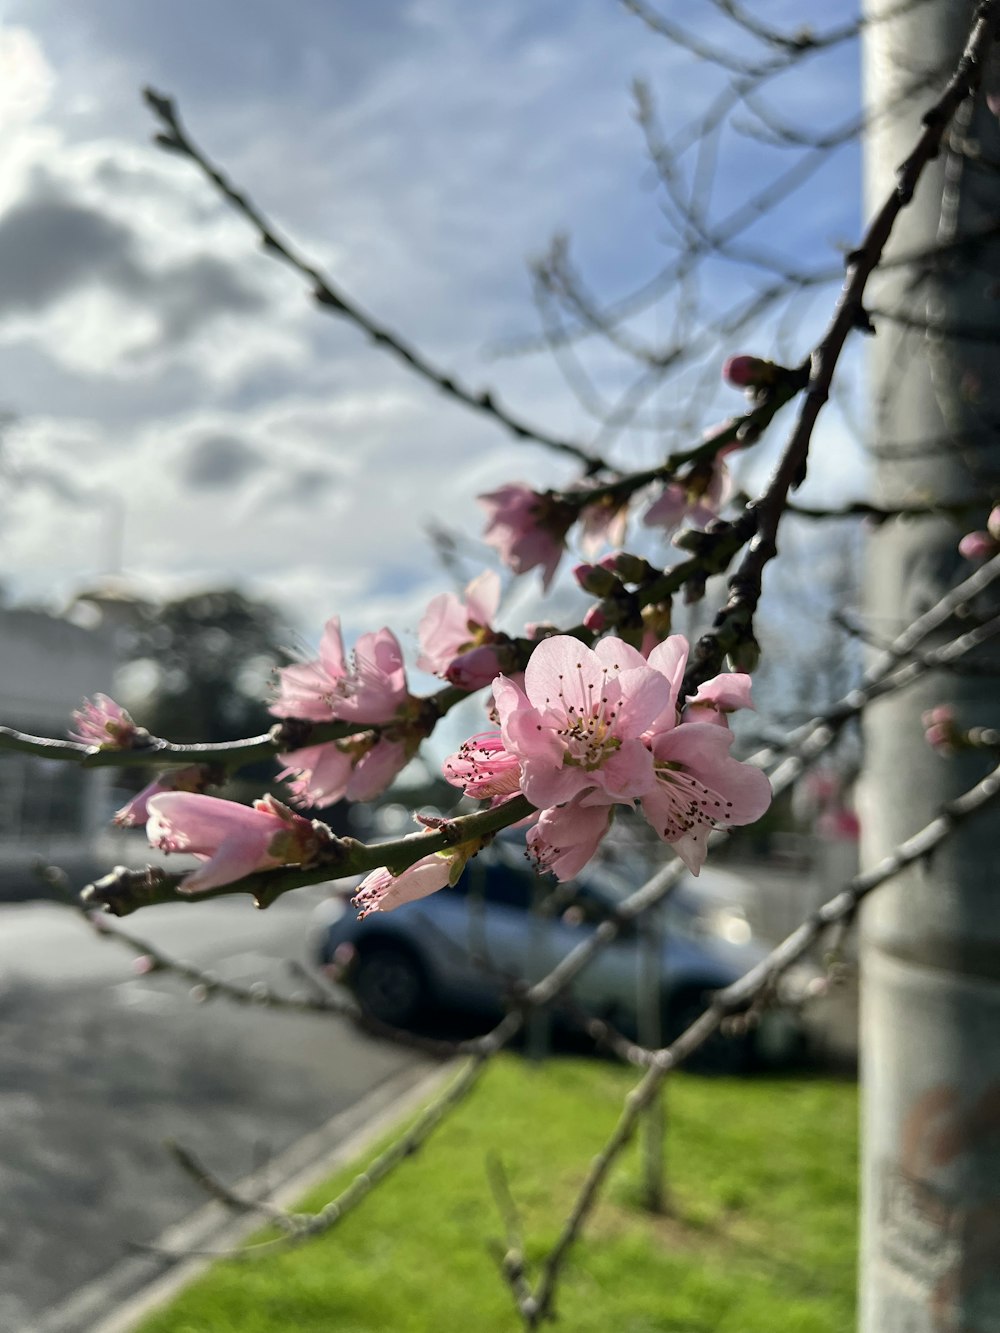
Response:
[681, 4, 1000, 693]
[142, 88, 608, 474]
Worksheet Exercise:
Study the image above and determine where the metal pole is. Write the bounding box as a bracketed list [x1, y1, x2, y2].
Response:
[860, 4, 1000, 1329]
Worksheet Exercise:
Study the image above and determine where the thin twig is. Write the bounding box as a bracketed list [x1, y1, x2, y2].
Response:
[681, 2, 1000, 693]
[142, 89, 607, 475]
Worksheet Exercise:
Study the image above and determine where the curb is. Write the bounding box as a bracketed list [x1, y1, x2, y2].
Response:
[35, 1059, 456, 1333]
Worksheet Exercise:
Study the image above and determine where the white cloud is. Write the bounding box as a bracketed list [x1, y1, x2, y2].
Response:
[0, 25, 54, 123]
[0, 0, 870, 655]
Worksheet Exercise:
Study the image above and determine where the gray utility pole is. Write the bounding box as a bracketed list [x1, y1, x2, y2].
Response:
[861, 3, 1000, 1330]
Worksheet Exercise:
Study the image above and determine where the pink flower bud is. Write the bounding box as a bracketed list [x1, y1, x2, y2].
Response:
[922, 705, 960, 755]
[722, 355, 772, 389]
[444, 643, 503, 690]
[70, 694, 139, 749]
[583, 604, 608, 633]
[958, 530, 998, 561]
[573, 563, 618, 597]
[146, 792, 332, 893]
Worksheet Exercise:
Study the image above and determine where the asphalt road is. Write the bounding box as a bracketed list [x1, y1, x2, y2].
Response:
[0, 889, 431, 1332]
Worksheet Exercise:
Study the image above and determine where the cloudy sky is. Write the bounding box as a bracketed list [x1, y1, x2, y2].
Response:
[0, 0, 869, 664]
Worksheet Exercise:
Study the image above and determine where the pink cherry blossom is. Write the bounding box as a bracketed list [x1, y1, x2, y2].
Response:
[640, 722, 772, 874]
[449, 634, 770, 882]
[643, 458, 732, 536]
[279, 735, 409, 808]
[493, 635, 671, 808]
[578, 495, 629, 556]
[146, 792, 329, 893]
[272, 618, 410, 725]
[114, 765, 208, 827]
[444, 731, 523, 800]
[527, 793, 613, 881]
[351, 854, 452, 918]
[70, 694, 139, 748]
[683, 673, 755, 727]
[417, 570, 501, 677]
[478, 483, 574, 589]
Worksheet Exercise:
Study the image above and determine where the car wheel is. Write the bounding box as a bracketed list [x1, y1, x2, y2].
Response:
[353, 943, 428, 1028]
[662, 988, 753, 1076]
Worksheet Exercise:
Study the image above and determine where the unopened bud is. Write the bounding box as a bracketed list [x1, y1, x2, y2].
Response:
[583, 603, 608, 633]
[445, 644, 503, 690]
[672, 527, 708, 554]
[599, 551, 656, 584]
[722, 355, 775, 389]
[988, 505, 1000, 541]
[958, 529, 998, 561]
[572, 562, 619, 597]
[922, 705, 960, 755]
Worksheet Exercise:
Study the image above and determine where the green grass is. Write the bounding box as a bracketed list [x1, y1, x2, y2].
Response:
[138, 1057, 857, 1333]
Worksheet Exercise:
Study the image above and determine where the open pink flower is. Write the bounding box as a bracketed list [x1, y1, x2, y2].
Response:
[272, 618, 411, 726]
[70, 694, 139, 748]
[351, 854, 452, 919]
[146, 792, 329, 894]
[643, 457, 732, 536]
[418, 570, 499, 673]
[278, 735, 410, 808]
[527, 793, 613, 881]
[478, 483, 574, 589]
[640, 723, 771, 874]
[683, 673, 755, 728]
[493, 635, 671, 808]
[578, 495, 629, 556]
[272, 618, 417, 808]
[444, 731, 523, 799]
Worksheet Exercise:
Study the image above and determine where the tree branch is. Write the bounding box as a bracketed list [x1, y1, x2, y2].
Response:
[142, 89, 608, 474]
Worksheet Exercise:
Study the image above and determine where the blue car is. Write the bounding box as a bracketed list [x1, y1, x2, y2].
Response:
[311, 838, 809, 1072]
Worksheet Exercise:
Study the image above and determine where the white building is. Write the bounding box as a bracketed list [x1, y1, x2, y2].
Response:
[0, 607, 118, 859]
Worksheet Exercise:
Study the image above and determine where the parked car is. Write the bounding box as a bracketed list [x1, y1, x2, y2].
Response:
[310, 838, 811, 1072]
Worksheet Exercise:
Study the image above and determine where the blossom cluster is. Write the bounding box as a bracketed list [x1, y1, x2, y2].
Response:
[474, 356, 763, 590]
[356, 633, 771, 917]
[269, 617, 421, 807]
[451, 632, 769, 878]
